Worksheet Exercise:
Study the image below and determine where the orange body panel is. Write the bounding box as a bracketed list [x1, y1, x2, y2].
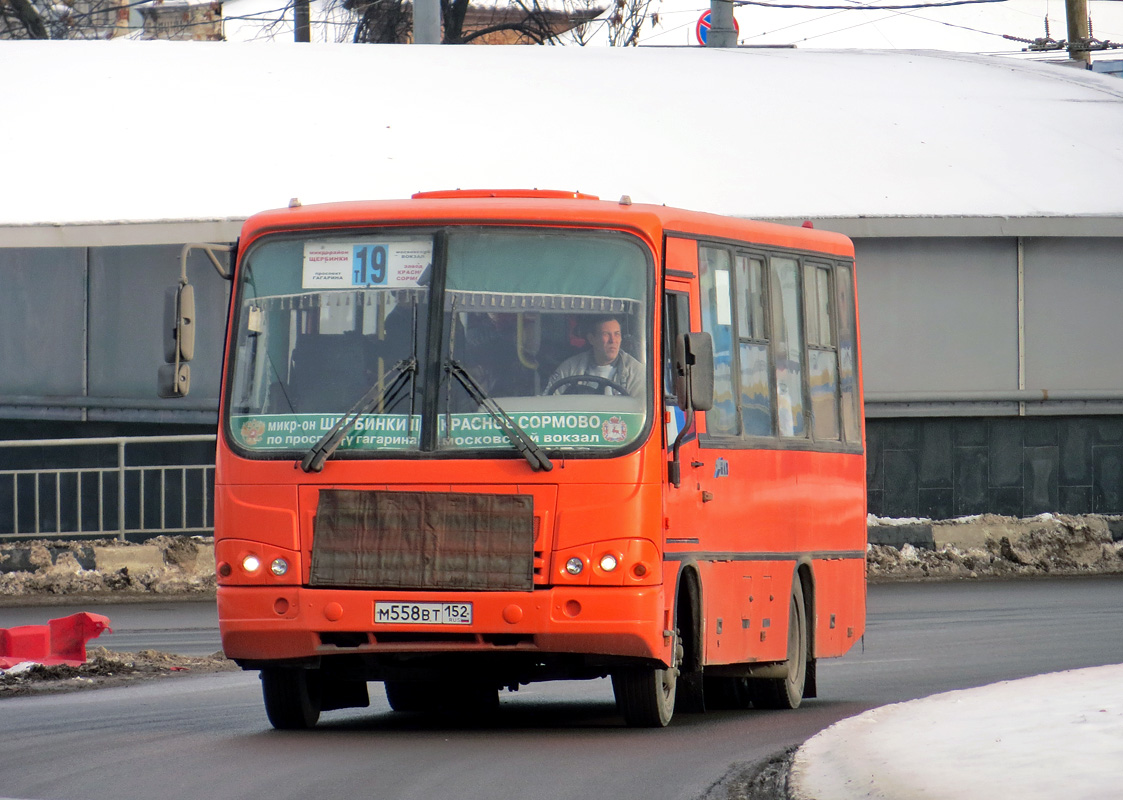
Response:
[214, 192, 865, 680]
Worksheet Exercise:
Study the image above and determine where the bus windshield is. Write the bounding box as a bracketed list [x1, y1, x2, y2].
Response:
[226, 228, 652, 459]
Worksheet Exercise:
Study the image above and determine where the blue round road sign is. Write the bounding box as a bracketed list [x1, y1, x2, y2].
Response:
[696, 10, 739, 46]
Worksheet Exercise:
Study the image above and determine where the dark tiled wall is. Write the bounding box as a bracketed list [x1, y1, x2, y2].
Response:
[867, 417, 1123, 518]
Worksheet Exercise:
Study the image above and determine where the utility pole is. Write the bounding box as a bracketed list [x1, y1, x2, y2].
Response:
[294, 0, 311, 42]
[708, 0, 737, 48]
[414, 0, 441, 43]
[1065, 0, 1090, 64]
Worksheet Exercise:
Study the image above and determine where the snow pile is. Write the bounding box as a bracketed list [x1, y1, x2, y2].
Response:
[0, 536, 216, 596]
[790, 663, 1123, 800]
[2, 516, 1122, 596]
[867, 514, 1123, 581]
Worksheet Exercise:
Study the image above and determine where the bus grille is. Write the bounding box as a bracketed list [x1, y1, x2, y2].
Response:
[309, 490, 534, 591]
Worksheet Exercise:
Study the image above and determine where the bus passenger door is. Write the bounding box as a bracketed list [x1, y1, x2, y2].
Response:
[663, 281, 712, 650]
[660, 275, 723, 683]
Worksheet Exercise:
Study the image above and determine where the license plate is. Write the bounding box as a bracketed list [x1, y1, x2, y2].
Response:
[374, 602, 473, 625]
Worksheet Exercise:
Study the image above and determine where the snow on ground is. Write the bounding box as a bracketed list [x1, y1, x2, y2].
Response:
[791, 663, 1123, 800]
[1, 515, 1120, 598]
[867, 513, 1123, 581]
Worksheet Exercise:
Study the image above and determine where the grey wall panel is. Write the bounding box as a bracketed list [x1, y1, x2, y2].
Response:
[867, 416, 1123, 517]
[0, 248, 86, 396]
[88, 245, 230, 403]
[854, 237, 1018, 394]
[1023, 238, 1123, 391]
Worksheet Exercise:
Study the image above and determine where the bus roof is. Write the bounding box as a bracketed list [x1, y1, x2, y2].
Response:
[241, 192, 855, 260]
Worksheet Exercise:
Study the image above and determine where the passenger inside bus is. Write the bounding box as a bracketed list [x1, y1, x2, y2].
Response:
[544, 315, 643, 397]
[462, 312, 538, 397]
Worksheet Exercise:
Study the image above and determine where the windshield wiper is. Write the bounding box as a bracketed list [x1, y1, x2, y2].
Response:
[445, 360, 553, 472]
[299, 358, 417, 473]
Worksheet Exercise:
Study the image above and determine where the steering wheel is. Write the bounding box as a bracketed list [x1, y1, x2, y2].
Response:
[544, 374, 631, 396]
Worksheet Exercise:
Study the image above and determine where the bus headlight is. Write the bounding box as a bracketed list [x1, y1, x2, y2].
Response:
[554, 539, 659, 586]
[216, 540, 300, 586]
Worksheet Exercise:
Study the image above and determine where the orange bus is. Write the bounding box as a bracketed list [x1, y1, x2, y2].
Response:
[164, 190, 866, 728]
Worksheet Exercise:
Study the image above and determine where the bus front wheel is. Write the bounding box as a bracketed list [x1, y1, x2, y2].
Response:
[612, 632, 682, 727]
[261, 667, 322, 729]
[749, 582, 808, 710]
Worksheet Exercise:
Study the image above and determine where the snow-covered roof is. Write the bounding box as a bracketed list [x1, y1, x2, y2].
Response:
[5, 40, 1123, 243]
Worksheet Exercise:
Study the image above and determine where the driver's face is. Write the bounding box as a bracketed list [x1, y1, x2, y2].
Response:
[590, 320, 622, 366]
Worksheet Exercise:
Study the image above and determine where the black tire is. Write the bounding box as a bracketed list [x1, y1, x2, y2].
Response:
[261, 668, 322, 730]
[749, 581, 808, 710]
[612, 632, 682, 727]
[612, 668, 676, 727]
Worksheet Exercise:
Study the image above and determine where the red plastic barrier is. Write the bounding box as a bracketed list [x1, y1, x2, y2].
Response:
[0, 612, 112, 669]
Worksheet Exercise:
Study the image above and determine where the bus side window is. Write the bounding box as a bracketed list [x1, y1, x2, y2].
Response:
[770, 256, 807, 438]
[699, 246, 739, 436]
[835, 264, 862, 444]
[805, 263, 841, 440]
[735, 255, 773, 437]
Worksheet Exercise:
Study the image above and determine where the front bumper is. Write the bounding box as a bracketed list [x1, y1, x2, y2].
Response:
[217, 584, 670, 666]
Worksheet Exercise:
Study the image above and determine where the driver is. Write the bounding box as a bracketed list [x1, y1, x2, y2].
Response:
[545, 315, 643, 397]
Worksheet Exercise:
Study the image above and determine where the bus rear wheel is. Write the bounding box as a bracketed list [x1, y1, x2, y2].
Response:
[261, 667, 322, 729]
[749, 582, 808, 710]
[612, 631, 682, 727]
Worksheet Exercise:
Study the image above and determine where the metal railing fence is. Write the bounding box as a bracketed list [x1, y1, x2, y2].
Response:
[0, 435, 216, 542]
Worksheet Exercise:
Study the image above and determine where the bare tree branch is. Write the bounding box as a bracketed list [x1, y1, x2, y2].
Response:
[2, 0, 52, 38]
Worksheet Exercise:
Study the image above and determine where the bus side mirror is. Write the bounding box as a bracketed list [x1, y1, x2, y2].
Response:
[674, 332, 714, 412]
[158, 283, 195, 398]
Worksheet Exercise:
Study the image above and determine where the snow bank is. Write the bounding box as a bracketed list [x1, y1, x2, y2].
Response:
[2, 515, 1121, 596]
[867, 514, 1123, 581]
[0, 536, 216, 596]
[791, 663, 1123, 800]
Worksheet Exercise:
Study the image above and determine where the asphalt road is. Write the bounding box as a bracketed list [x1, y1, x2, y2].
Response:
[2, 577, 1121, 800]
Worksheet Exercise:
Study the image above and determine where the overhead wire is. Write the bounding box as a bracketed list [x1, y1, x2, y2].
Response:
[642, 0, 1058, 50]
